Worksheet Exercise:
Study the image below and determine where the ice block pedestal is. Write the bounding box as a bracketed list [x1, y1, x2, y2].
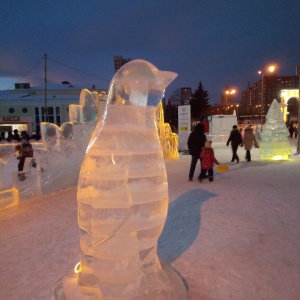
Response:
[53, 259, 189, 300]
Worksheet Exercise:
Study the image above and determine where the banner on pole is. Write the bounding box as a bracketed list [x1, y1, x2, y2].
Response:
[178, 105, 191, 151]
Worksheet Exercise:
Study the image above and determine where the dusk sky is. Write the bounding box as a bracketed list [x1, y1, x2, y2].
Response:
[0, 0, 299, 104]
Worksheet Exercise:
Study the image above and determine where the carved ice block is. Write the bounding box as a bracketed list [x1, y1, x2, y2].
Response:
[69, 104, 83, 123]
[53, 60, 189, 300]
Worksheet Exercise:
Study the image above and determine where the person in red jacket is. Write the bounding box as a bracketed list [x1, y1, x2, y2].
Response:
[199, 141, 219, 182]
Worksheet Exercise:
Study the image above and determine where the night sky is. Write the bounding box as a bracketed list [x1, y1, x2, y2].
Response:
[0, 0, 299, 104]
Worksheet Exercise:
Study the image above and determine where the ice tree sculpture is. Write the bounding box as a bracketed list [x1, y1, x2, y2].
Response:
[74, 60, 188, 300]
[259, 99, 291, 160]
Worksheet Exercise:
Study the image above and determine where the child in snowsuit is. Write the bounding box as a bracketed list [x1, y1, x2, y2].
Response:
[199, 141, 220, 182]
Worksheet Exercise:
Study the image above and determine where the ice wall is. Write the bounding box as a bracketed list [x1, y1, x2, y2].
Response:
[37, 89, 101, 194]
[0, 89, 103, 208]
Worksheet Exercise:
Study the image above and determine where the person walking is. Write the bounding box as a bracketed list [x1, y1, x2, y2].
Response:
[243, 125, 258, 162]
[199, 141, 220, 182]
[293, 121, 298, 139]
[288, 121, 295, 138]
[226, 125, 243, 163]
[187, 123, 207, 181]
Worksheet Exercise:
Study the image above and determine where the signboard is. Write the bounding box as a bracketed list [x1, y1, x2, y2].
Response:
[1, 116, 33, 123]
[178, 105, 191, 151]
[2, 116, 21, 122]
[209, 115, 237, 135]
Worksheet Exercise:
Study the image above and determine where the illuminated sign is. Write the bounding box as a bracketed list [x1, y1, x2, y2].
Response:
[2, 116, 21, 122]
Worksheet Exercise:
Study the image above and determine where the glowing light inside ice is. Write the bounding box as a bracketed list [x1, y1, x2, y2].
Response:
[259, 99, 291, 160]
[74, 262, 82, 274]
[272, 155, 288, 161]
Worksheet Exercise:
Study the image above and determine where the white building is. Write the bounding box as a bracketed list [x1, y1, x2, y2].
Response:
[0, 82, 107, 138]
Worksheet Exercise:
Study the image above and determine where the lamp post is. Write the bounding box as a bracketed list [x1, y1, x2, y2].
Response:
[258, 65, 275, 129]
[225, 89, 236, 115]
[297, 67, 300, 154]
[236, 103, 239, 120]
[44, 53, 48, 122]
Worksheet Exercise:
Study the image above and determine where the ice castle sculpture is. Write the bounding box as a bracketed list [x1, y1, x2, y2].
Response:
[39, 89, 103, 194]
[0, 89, 104, 209]
[259, 99, 291, 160]
[53, 60, 189, 299]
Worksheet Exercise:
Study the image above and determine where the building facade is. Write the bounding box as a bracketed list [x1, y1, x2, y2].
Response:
[0, 82, 107, 138]
[180, 87, 192, 105]
[240, 75, 299, 123]
[113, 55, 133, 73]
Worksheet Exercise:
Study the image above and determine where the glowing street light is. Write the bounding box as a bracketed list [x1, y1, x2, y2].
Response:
[236, 103, 239, 119]
[225, 89, 236, 115]
[258, 65, 276, 129]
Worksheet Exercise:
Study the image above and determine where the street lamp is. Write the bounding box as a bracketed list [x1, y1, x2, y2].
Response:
[297, 58, 300, 155]
[225, 89, 236, 115]
[258, 65, 276, 129]
[236, 103, 239, 120]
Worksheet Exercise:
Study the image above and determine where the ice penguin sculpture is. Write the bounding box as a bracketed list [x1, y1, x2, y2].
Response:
[76, 60, 189, 299]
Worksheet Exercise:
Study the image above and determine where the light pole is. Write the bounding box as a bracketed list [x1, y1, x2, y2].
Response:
[236, 103, 239, 121]
[44, 53, 48, 122]
[225, 89, 236, 115]
[297, 50, 300, 154]
[258, 65, 275, 129]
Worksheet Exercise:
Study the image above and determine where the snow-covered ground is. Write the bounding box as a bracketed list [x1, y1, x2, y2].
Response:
[0, 140, 299, 300]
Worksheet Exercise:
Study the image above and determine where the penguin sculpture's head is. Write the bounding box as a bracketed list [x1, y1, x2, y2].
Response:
[107, 59, 177, 106]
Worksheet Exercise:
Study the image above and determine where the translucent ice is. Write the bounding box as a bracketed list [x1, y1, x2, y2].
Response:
[259, 99, 291, 160]
[75, 60, 189, 299]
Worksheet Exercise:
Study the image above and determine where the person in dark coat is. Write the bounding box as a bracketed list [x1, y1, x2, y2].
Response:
[20, 131, 30, 141]
[15, 140, 33, 172]
[288, 121, 295, 138]
[226, 125, 243, 163]
[12, 129, 21, 141]
[7, 130, 14, 142]
[187, 123, 207, 181]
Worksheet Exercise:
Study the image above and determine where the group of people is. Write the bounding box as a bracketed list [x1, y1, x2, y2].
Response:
[0, 129, 38, 179]
[227, 124, 258, 163]
[0, 129, 40, 143]
[187, 123, 258, 183]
